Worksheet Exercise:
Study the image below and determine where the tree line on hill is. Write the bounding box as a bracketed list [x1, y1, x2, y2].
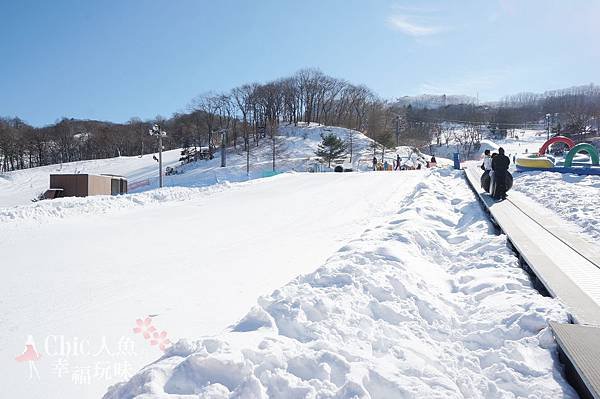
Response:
[2, 70, 599, 172]
[407, 84, 600, 139]
[0, 69, 391, 172]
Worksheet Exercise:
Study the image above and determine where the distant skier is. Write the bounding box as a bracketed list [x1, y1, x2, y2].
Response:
[491, 147, 511, 199]
[372, 156, 378, 171]
[383, 160, 389, 170]
[395, 154, 401, 170]
[430, 155, 437, 164]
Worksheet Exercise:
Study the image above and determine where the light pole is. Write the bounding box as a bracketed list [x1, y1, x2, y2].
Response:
[149, 124, 167, 188]
[245, 135, 250, 176]
[546, 113, 551, 142]
[219, 129, 227, 167]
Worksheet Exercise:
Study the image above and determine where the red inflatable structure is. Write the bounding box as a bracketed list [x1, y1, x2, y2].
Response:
[538, 136, 575, 156]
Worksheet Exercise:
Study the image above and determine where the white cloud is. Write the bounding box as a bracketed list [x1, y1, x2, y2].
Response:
[386, 3, 447, 38]
[387, 15, 442, 37]
[390, 4, 442, 14]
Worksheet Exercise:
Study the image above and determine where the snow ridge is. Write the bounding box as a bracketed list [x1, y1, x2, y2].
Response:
[0, 182, 236, 224]
[104, 170, 575, 398]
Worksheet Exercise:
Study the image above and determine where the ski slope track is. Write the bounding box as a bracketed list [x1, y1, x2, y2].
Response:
[105, 170, 576, 399]
[2, 171, 426, 399]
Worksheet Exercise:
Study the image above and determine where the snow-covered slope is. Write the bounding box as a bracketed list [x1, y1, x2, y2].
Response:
[105, 170, 575, 399]
[152, 123, 385, 191]
[3, 123, 581, 399]
[0, 149, 184, 207]
[0, 123, 417, 208]
[2, 171, 427, 399]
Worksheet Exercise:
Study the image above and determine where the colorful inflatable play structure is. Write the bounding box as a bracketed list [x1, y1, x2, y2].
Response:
[515, 136, 600, 175]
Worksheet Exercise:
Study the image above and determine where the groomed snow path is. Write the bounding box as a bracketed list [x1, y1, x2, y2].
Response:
[2, 171, 424, 399]
[105, 170, 576, 399]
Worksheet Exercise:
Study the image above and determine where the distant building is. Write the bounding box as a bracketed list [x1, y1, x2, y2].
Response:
[43, 174, 127, 200]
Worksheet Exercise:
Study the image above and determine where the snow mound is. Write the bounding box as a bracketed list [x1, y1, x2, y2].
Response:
[0, 182, 237, 224]
[104, 170, 575, 399]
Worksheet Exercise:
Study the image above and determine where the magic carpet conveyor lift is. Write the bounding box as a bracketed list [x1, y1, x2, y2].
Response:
[465, 167, 600, 399]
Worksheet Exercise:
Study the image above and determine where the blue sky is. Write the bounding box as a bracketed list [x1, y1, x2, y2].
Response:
[1, 0, 599, 126]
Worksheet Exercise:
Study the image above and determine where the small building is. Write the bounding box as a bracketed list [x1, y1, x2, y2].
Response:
[44, 174, 127, 200]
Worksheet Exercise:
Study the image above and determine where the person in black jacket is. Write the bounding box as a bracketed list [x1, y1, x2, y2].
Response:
[491, 147, 510, 199]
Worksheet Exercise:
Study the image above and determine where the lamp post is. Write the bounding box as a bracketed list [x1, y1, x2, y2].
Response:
[395, 116, 400, 146]
[149, 124, 167, 188]
[245, 135, 250, 176]
[219, 129, 227, 167]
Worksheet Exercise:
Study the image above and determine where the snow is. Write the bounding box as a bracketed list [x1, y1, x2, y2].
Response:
[0, 149, 184, 208]
[0, 183, 233, 223]
[104, 170, 575, 399]
[2, 123, 583, 398]
[0, 124, 383, 208]
[2, 171, 426, 399]
[513, 171, 600, 243]
[0, 123, 439, 209]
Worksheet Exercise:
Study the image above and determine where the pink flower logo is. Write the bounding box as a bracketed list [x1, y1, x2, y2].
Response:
[150, 330, 171, 351]
[133, 317, 172, 352]
[133, 317, 156, 339]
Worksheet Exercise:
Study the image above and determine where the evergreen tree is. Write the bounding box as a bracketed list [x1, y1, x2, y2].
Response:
[315, 133, 347, 167]
[179, 145, 190, 163]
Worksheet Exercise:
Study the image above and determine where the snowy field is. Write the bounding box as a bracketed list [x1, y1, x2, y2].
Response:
[106, 170, 575, 398]
[513, 171, 600, 243]
[2, 171, 425, 399]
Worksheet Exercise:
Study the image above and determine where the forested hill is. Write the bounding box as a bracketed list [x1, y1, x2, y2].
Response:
[2, 68, 599, 173]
